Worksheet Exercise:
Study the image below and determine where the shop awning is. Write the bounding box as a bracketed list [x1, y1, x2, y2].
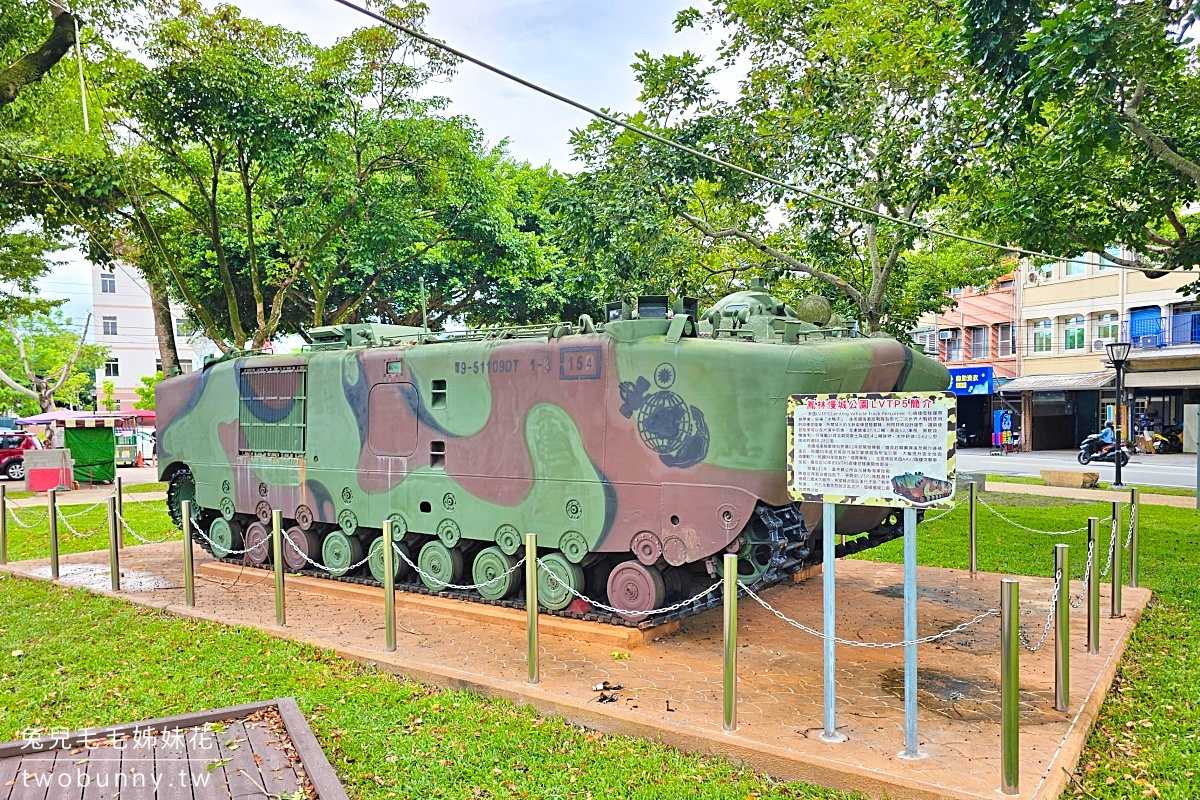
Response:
[997, 371, 1114, 393]
[1125, 369, 1200, 389]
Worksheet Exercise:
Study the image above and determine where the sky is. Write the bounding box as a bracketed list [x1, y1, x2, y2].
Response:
[38, 0, 728, 327]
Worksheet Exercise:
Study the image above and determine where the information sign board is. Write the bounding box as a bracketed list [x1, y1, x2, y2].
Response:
[787, 392, 957, 508]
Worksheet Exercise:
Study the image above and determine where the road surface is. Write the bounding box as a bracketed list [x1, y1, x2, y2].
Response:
[958, 449, 1197, 490]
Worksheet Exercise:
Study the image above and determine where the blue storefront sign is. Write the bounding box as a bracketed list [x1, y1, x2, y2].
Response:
[992, 408, 1014, 448]
[948, 366, 994, 396]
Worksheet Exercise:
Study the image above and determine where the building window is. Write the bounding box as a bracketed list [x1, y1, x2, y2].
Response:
[175, 317, 193, 337]
[997, 323, 1014, 357]
[914, 329, 938, 355]
[100, 272, 116, 293]
[1036, 262, 1053, 280]
[155, 359, 162, 373]
[1099, 246, 1121, 270]
[102, 316, 118, 336]
[997, 279, 1014, 290]
[104, 359, 119, 377]
[968, 326, 988, 359]
[1064, 315, 1085, 350]
[1096, 312, 1119, 342]
[1064, 259, 1086, 276]
[942, 328, 961, 361]
[1032, 319, 1052, 353]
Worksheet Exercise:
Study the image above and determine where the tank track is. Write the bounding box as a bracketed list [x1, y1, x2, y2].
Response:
[195, 501, 902, 629]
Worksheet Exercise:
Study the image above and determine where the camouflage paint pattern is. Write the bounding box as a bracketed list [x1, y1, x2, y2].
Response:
[157, 313, 949, 589]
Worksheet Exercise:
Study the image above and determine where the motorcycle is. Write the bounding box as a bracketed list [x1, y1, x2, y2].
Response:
[1152, 426, 1184, 454]
[1078, 434, 1130, 466]
[955, 424, 979, 449]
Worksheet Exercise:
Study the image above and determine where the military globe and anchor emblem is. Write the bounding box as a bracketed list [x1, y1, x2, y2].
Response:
[619, 363, 710, 469]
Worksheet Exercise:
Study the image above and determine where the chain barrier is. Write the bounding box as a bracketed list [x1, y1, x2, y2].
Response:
[976, 497, 1090, 535]
[1125, 507, 1135, 549]
[737, 581, 999, 647]
[57, 496, 114, 518]
[920, 504, 960, 523]
[280, 529, 375, 573]
[117, 511, 174, 545]
[54, 507, 103, 539]
[1071, 539, 1094, 609]
[1018, 568, 1061, 652]
[186, 518, 264, 556]
[1100, 516, 1118, 579]
[536, 557, 722, 616]
[3, 504, 46, 528]
[397, 546, 524, 591]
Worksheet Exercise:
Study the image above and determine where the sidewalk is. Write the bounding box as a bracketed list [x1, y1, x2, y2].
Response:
[987, 481, 1195, 508]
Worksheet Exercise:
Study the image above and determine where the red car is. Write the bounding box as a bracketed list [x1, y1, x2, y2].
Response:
[0, 430, 41, 481]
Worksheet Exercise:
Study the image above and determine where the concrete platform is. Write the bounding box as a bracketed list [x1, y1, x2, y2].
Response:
[0, 544, 1151, 800]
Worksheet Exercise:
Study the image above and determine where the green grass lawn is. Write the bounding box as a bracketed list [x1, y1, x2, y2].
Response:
[984, 473, 1198, 498]
[1, 494, 1197, 798]
[3, 496, 179, 561]
[858, 493, 1200, 798]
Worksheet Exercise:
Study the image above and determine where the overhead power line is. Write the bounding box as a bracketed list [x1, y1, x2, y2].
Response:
[328, 0, 1178, 276]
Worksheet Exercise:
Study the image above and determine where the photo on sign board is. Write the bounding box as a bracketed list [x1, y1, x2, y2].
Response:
[785, 392, 957, 510]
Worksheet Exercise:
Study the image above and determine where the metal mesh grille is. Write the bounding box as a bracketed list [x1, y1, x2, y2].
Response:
[238, 366, 307, 456]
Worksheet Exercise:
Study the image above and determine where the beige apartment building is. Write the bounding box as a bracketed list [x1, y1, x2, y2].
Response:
[1000, 250, 1200, 450]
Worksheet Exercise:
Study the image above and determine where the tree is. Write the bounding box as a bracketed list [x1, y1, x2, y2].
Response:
[961, 0, 1200, 279]
[0, 311, 107, 413]
[560, 0, 1005, 335]
[133, 371, 161, 410]
[114, 2, 552, 349]
[99, 379, 117, 411]
[0, 2, 79, 112]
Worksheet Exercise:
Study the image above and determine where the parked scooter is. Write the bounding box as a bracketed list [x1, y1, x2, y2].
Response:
[1078, 433, 1131, 466]
[1152, 425, 1184, 454]
[956, 424, 979, 449]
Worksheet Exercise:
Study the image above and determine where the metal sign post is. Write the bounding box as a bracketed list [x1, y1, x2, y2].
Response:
[182, 500, 195, 607]
[382, 520, 396, 652]
[0, 484, 7, 565]
[900, 507, 923, 759]
[1054, 544, 1069, 711]
[48, 488, 59, 580]
[525, 532, 539, 685]
[1129, 488, 1139, 589]
[115, 475, 124, 549]
[787, 392, 955, 762]
[968, 480, 978, 576]
[272, 510, 285, 626]
[722, 552, 738, 733]
[821, 503, 845, 742]
[1086, 518, 1100, 655]
[1110, 501, 1123, 619]
[107, 496, 120, 592]
[1000, 579, 1020, 795]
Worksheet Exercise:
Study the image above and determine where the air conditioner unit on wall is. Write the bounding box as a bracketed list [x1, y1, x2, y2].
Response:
[1026, 271, 1041, 285]
[1092, 339, 1109, 351]
[939, 330, 957, 340]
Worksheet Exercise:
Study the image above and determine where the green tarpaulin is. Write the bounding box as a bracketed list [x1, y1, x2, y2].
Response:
[64, 426, 116, 483]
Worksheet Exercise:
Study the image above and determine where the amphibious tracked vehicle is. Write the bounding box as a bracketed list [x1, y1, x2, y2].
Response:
[156, 282, 948, 624]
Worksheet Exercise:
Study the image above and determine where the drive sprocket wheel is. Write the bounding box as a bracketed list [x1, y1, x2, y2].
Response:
[715, 523, 777, 584]
[166, 467, 196, 529]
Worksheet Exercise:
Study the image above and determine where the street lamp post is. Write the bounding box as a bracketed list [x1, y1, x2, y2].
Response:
[1106, 341, 1132, 487]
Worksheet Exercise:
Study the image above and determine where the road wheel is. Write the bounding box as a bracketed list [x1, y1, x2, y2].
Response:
[1077, 452, 1090, 465]
[5, 461, 24, 480]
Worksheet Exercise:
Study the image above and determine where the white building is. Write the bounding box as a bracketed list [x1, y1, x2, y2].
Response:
[91, 266, 199, 411]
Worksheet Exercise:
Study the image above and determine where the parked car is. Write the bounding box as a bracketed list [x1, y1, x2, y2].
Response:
[0, 429, 42, 480]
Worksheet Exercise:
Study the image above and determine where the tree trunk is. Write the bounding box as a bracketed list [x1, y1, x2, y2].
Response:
[147, 273, 181, 374]
[0, 9, 78, 111]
